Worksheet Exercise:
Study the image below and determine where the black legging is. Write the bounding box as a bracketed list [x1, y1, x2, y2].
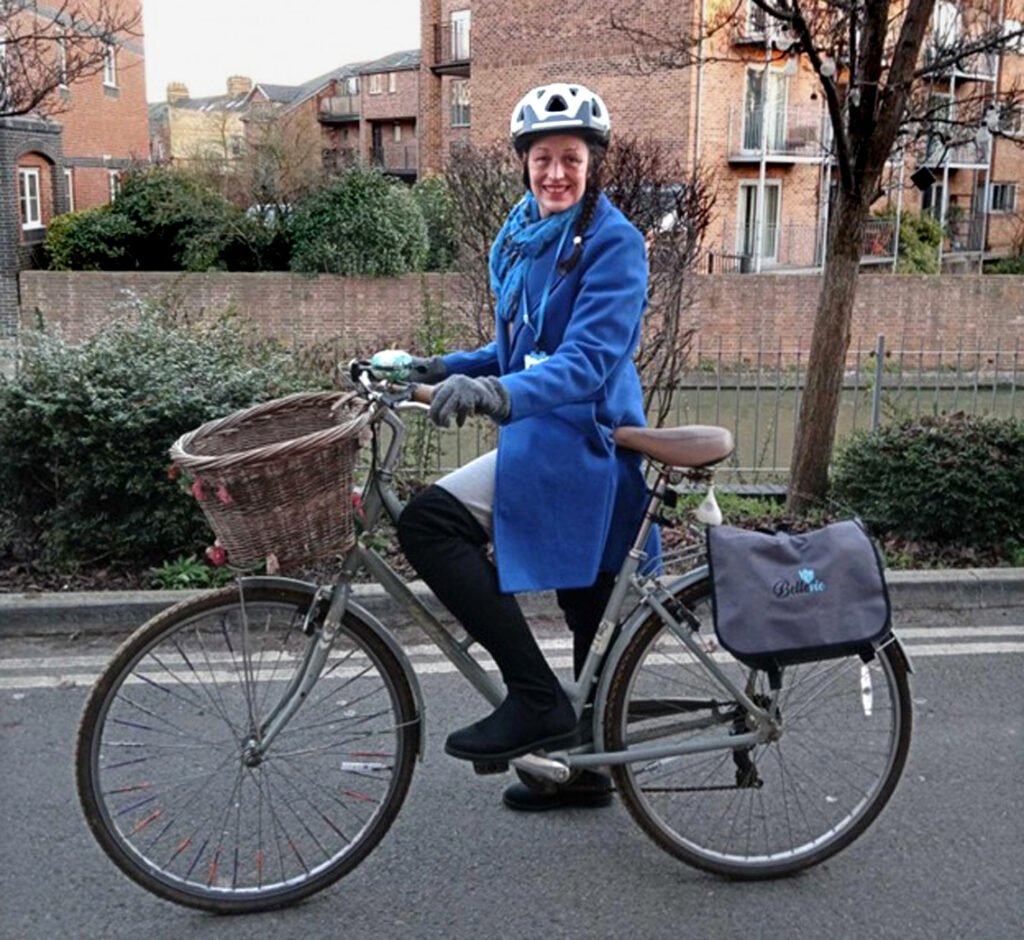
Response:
[397, 485, 615, 708]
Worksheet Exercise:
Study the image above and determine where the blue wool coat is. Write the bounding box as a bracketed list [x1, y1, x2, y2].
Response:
[442, 193, 654, 594]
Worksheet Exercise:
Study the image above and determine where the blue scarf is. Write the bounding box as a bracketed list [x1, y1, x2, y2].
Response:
[489, 193, 581, 324]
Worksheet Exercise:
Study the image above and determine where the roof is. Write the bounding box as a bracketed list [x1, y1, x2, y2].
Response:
[152, 92, 252, 112]
[357, 49, 420, 74]
[252, 83, 302, 104]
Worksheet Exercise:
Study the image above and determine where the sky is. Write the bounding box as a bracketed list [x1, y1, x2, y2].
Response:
[142, 0, 421, 101]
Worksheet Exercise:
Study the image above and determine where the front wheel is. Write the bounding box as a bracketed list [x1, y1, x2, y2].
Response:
[604, 576, 912, 879]
[75, 583, 420, 913]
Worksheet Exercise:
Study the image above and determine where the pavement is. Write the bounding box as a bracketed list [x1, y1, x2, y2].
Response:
[1, 568, 1022, 637]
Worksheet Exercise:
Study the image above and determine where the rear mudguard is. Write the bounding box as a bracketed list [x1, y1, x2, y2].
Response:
[240, 576, 426, 759]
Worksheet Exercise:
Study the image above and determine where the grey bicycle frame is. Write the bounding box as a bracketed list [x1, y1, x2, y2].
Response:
[256, 397, 774, 772]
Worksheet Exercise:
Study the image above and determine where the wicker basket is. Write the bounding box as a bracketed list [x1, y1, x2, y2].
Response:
[169, 392, 371, 568]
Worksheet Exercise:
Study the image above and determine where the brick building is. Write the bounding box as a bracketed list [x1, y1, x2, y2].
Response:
[418, 0, 1023, 271]
[0, 0, 147, 368]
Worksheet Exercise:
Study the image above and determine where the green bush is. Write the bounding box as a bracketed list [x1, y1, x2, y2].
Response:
[412, 175, 457, 271]
[44, 206, 140, 270]
[0, 301, 324, 571]
[45, 167, 267, 272]
[894, 211, 943, 274]
[985, 255, 1024, 274]
[289, 167, 428, 275]
[830, 413, 1024, 549]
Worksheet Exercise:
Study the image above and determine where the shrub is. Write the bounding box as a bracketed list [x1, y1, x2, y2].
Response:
[412, 174, 457, 271]
[830, 413, 1024, 550]
[894, 211, 942, 274]
[0, 301, 325, 571]
[44, 206, 140, 270]
[45, 167, 260, 272]
[289, 166, 428, 276]
[985, 255, 1024, 274]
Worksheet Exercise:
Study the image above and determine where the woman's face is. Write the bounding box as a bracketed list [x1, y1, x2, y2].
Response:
[526, 134, 590, 218]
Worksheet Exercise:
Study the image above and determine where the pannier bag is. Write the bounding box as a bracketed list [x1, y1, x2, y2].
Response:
[706, 519, 891, 669]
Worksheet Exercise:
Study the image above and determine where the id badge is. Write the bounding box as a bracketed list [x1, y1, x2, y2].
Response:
[524, 350, 549, 370]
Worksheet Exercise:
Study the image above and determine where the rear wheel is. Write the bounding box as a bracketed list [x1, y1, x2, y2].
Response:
[604, 577, 912, 878]
[76, 583, 419, 912]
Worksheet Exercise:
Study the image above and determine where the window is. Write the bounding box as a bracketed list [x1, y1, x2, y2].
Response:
[737, 181, 781, 263]
[103, 43, 117, 86]
[108, 170, 121, 201]
[19, 168, 42, 230]
[922, 182, 945, 219]
[743, 67, 788, 152]
[451, 10, 471, 60]
[393, 124, 402, 142]
[746, 1, 769, 36]
[990, 183, 1017, 213]
[450, 79, 470, 127]
[369, 73, 383, 95]
[388, 72, 397, 93]
[64, 168, 75, 212]
[345, 76, 359, 96]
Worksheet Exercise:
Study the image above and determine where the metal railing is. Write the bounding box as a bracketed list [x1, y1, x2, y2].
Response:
[728, 104, 830, 159]
[433, 22, 471, 67]
[400, 335, 1020, 483]
[945, 213, 986, 252]
[371, 140, 419, 173]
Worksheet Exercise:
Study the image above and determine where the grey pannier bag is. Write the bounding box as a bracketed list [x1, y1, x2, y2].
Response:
[705, 519, 891, 670]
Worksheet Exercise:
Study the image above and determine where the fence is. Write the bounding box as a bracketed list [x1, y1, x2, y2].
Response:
[416, 334, 1021, 485]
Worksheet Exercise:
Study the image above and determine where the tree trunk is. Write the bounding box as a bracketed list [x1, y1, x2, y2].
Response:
[786, 190, 868, 513]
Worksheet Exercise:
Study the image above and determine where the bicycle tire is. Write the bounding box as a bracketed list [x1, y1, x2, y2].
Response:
[76, 583, 419, 913]
[604, 576, 912, 879]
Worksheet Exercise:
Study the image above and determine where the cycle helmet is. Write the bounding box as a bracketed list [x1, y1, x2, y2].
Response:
[510, 83, 611, 154]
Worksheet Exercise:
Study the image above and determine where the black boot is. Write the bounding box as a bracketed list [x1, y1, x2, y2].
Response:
[444, 688, 579, 762]
[398, 486, 579, 763]
[502, 573, 617, 810]
[502, 770, 613, 811]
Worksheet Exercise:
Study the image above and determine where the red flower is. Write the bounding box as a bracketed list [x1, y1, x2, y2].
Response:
[215, 484, 233, 505]
[191, 478, 206, 500]
[351, 490, 366, 520]
[205, 542, 228, 567]
[167, 464, 181, 482]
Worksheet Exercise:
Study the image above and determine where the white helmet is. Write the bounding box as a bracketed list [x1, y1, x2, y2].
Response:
[509, 83, 611, 153]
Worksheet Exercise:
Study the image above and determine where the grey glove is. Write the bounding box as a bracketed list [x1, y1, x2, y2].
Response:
[429, 375, 511, 428]
[407, 355, 448, 385]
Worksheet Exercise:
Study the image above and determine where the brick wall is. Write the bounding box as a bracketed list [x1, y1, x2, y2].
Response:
[18, 271, 1024, 364]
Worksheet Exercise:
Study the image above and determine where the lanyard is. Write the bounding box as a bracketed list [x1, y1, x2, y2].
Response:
[521, 221, 573, 348]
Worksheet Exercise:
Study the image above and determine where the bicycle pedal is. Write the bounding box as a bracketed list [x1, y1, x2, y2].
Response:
[472, 759, 510, 776]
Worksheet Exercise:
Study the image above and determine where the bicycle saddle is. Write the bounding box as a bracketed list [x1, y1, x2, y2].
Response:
[613, 425, 734, 468]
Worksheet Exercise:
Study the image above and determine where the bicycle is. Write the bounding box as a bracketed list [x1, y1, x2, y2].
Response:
[75, 366, 913, 913]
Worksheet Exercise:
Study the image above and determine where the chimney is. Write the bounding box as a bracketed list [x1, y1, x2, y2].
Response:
[226, 75, 253, 96]
[166, 82, 189, 103]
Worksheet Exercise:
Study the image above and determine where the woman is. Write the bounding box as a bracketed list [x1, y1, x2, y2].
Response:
[396, 83, 653, 810]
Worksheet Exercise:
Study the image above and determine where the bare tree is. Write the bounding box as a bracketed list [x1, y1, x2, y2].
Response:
[613, 0, 1024, 511]
[0, 1, 142, 119]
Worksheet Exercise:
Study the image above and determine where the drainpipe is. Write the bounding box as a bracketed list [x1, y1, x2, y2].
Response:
[893, 155, 905, 272]
[693, 0, 707, 168]
[979, 0, 1005, 272]
[754, 42, 770, 273]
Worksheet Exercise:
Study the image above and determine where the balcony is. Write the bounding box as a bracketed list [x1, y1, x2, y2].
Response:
[432, 23, 470, 76]
[371, 139, 419, 178]
[923, 135, 991, 168]
[923, 45, 998, 81]
[322, 147, 358, 172]
[727, 104, 831, 162]
[945, 213, 986, 253]
[319, 94, 360, 123]
[706, 217, 897, 272]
